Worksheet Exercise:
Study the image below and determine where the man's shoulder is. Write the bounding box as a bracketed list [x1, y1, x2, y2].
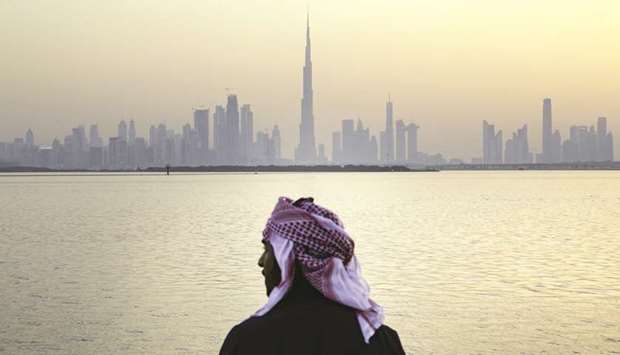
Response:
[367, 324, 407, 355]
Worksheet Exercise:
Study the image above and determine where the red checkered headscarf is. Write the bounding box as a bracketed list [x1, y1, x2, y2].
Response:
[255, 197, 384, 343]
[262, 197, 355, 294]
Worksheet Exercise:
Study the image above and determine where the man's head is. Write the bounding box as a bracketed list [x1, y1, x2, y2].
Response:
[258, 241, 281, 296]
[255, 196, 384, 343]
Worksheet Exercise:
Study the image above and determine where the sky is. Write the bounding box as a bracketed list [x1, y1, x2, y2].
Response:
[1, 0, 619, 160]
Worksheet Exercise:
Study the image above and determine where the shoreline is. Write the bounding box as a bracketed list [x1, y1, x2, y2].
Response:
[1, 162, 620, 173]
[0, 165, 438, 173]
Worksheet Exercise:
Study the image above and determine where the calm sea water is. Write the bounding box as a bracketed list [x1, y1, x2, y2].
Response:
[1, 171, 619, 354]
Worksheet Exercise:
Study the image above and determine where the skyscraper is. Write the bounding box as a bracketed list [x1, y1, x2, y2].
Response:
[596, 117, 614, 161]
[395, 120, 406, 162]
[272, 125, 281, 161]
[505, 125, 532, 164]
[118, 120, 128, 142]
[295, 13, 317, 163]
[193, 108, 210, 161]
[240, 104, 254, 163]
[89, 124, 103, 148]
[128, 120, 136, 144]
[382, 99, 394, 163]
[149, 125, 157, 147]
[226, 94, 240, 164]
[213, 105, 226, 162]
[25, 129, 34, 146]
[331, 132, 342, 163]
[406, 123, 419, 163]
[341, 119, 355, 163]
[542, 98, 552, 163]
[482, 120, 503, 164]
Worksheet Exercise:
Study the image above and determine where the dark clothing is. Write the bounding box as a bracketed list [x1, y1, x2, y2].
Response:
[219, 276, 406, 355]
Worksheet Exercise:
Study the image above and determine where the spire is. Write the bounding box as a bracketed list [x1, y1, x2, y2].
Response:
[306, 10, 312, 65]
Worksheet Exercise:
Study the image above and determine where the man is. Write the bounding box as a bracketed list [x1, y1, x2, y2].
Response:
[219, 197, 405, 355]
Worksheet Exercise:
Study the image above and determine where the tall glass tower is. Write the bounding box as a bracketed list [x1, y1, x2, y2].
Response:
[295, 13, 317, 163]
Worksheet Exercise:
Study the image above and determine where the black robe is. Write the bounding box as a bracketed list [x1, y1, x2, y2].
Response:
[219, 276, 406, 355]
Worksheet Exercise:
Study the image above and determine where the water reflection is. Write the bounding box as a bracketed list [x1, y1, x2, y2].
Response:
[1, 171, 619, 354]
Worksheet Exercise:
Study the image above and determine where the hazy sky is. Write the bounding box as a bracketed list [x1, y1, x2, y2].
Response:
[1, 0, 619, 160]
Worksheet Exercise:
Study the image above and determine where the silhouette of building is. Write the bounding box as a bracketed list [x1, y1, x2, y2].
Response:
[406, 123, 419, 163]
[89, 124, 103, 148]
[395, 120, 406, 162]
[272, 125, 281, 161]
[118, 120, 128, 142]
[295, 13, 317, 163]
[542, 98, 552, 162]
[381, 99, 394, 163]
[540, 98, 562, 163]
[318, 144, 327, 163]
[482, 120, 503, 164]
[226, 94, 240, 164]
[194, 108, 210, 163]
[128, 120, 136, 144]
[505, 125, 532, 164]
[562, 118, 614, 162]
[240, 104, 254, 164]
[25, 129, 34, 147]
[213, 105, 226, 163]
[596, 117, 614, 161]
[341, 119, 355, 163]
[331, 132, 342, 163]
[333, 118, 378, 164]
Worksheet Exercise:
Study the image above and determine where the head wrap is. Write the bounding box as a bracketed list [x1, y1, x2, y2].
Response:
[253, 197, 384, 343]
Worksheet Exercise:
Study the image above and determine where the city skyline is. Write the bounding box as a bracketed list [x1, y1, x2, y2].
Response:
[0, 95, 614, 169]
[2, 1, 619, 160]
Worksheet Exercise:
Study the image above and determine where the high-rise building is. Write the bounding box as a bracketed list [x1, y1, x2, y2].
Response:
[128, 120, 136, 144]
[406, 123, 419, 163]
[331, 132, 342, 163]
[482, 120, 503, 164]
[25, 129, 34, 146]
[213, 105, 226, 163]
[318, 144, 326, 163]
[272, 125, 281, 161]
[295, 13, 317, 163]
[240, 104, 254, 163]
[369, 136, 378, 163]
[505, 125, 532, 164]
[596, 117, 614, 161]
[255, 129, 277, 164]
[395, 120, 406, 162]
[334, 118, 377, 164]
[193, 108, 210, 162]
[379, 131, 385, 163]
[226, 95, 240, 164]
[89, 124, 103, 148]
[118, 120, 128, 142]
[341, 119, 355, 163]
[382, 99, 394, 163]
[563, 125, 595, 162]
[148, 125, 157, 147]
[542, 98, 552, 163]
[551, 130, 562, 163]
[156, 123, 167, 164]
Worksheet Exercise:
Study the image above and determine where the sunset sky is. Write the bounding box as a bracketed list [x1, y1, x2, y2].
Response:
[2, 0, 619, 160]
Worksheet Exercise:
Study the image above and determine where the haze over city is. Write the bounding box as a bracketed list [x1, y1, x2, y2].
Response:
[2, 0, 619, 161]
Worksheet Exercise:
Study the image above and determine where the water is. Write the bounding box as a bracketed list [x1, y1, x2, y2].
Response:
[1, 171, 619, 354]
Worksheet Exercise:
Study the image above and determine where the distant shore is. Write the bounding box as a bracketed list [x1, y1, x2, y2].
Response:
[0, 165, 438, 173]
[1, 162, 620, 173]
